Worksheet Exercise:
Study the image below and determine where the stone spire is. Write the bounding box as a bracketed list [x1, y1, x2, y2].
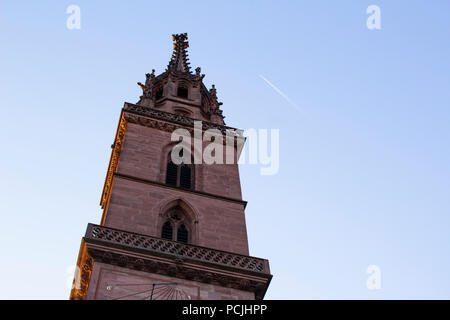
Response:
[167, 33, 191, 73]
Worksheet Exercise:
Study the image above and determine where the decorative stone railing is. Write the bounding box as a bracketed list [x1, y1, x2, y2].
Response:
[85, 223, 270, 275]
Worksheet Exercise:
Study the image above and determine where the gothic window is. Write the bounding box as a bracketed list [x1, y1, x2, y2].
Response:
[165, 159, 178, 187]
[177, 224, 188, 243]
[161, 208, 190, 243]
[155, 88, 163, 100]
[165, 152, 193, 189]
[179, 165, 191, 189]
[177, 85, 188, 99]
[161, 221, 173, 240]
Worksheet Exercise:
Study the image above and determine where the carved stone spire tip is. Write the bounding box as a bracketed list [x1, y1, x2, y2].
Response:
[168, 33, 191, 73]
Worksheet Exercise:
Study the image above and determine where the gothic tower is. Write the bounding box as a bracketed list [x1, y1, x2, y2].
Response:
[70, 34, 271, 300]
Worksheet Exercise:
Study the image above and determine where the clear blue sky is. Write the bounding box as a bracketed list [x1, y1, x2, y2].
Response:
[1, 1, 449, 299]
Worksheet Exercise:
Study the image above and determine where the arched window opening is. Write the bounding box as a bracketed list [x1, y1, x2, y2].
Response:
[165, 159, 178, 187]
[165, 152, 193, 190]
[177, 224, 188, 243]
[155, 88, 163, 100]
[177, 86, 188, 99]
[179, 165, 191, 189]
[160, 207, 192, 244]
[161, 221, 173, 240]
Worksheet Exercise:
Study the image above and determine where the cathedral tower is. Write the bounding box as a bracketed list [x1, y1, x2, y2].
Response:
[70, 34, 271, 300]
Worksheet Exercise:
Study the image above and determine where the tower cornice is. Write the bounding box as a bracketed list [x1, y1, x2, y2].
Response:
[123, 102, 242, 137]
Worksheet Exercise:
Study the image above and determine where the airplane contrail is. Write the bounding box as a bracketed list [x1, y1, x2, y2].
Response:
[259, 75, 301, 112]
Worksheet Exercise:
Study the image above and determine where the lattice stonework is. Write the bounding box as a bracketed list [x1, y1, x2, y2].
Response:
[87, 224, 270, 274]
[100, 112, 127, 220]
[70, 239, 94, 300]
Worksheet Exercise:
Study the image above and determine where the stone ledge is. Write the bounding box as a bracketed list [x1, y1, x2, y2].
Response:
[84, 223, 271, 299]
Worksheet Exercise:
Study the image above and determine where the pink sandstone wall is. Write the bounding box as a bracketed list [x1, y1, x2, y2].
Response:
[103, 121, 249, 255]
[87, 262, 255, 300]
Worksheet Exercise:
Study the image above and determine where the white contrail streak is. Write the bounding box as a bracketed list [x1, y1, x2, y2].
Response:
[259, 75, 301, 111]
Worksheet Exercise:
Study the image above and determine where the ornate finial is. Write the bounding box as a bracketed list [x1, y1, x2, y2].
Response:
[195, 67, 205, 80]
[210, 84, 217, 97]
[137, 72, 155, 107]
[144, 70, 155, 83]
[168, 33, 191, 73]
[207, 84, 225, 123]
[172, 33, 189, 48]
[209, 84, 223, 107]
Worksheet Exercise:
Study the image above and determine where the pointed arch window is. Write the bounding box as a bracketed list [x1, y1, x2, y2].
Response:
[165, 160, 178, 187]
[161, 221, 173, 240]
[165, 151, 194, 190]
[161, 208, 190, 244]
[177, 85, 188, 99]
[155, 88, 163, 100]
[177, 224, 188, 243]
[179, 165, 191, 189]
